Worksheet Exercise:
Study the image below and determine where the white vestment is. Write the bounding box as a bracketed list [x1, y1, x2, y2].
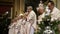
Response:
[20, 19, 26, 34]
[8, 22, 17, 34]
[26, 21, 34, 34]
[51, 7, 60, 21]
[9, 19, 23, 34]
[38, 12, 45, 24]
[15, 19, 23, 34]
[27, 10, 37, 29]
[46, 7, 60, 21]
[27, 10, 37, 34]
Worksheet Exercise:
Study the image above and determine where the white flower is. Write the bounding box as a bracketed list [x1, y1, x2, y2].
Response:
[38, 27, 41, 30]
[51, 18, 54, 21]
[45, 26, 51, 30]
[45, 13, 50, 16]
[36, 7, 39, 11]
[50, 24, 53, 26]
[54, 18, 57, 20]
[47, 19, 50, 21]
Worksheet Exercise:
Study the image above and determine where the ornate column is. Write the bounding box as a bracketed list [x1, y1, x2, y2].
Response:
[20, 0, 25, 14]
[13, 0, 24, 18]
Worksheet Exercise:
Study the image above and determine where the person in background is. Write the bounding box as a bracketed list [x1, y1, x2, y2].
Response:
[9, 14, 25, 34]
[37, 7, 45, 24]
[8, 19, 17, 34]
[47, 1, 60, 21]
[47, 1, 60, 34]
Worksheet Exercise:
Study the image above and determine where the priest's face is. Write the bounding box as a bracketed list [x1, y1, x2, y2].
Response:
[48, 2, 54, 11]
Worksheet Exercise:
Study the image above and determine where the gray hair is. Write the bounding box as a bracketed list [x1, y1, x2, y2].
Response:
[37, 6, 44, 11]
[27, 6, 33, 10]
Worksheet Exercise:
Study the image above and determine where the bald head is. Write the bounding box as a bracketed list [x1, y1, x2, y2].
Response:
[37, 7, 44, 14]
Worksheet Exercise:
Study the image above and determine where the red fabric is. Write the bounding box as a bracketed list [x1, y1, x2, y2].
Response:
[0, 6, 11, 14]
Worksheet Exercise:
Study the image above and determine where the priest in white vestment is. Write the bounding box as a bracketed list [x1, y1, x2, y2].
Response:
[9, 14, 24, 34]
[8, 21, 17, 34]
[47, 1, 60, 21]
[37, 7, 45, 24]
[47, 1, 60, 33]
[15, 14, 27, 34]
[26, 6, 37, 34]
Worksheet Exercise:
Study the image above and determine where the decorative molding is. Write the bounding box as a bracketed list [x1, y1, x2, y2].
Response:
[0, 0, 13, 2]
[0, 2, 13, 6]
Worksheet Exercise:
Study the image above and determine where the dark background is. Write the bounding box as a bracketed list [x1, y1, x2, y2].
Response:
[25, 0, 49, 16]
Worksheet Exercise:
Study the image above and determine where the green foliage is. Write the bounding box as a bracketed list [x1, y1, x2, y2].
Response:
[36, 13, 60, 34]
